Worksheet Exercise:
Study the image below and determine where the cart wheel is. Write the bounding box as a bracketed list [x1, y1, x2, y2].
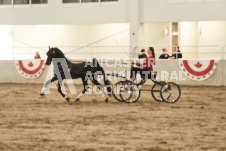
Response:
[113, 81, 127, 102]
[151, 81, 166, 102]
[160, 82, 181, 103]
[119, 81, 140, 103]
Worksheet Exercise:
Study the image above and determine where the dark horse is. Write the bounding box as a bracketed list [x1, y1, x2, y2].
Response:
[40, 47, 111, 102]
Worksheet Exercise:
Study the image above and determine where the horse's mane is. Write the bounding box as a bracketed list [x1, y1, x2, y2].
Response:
[53, 47, 65, 58]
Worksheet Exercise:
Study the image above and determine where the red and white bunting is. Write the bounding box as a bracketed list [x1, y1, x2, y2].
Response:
[15, 60, 45, 79]
[179, 60, 218, 81]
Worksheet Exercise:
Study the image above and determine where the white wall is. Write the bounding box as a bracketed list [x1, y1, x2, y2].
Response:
[9, 22, 226, 60]
[10, 23, 173, 60]
[0, 0, 129, 25]
[198, 21, 226, 59]
[178, 21, 226, 59]
[11, 24, 130, 60]
[1, 0, 226, 25]
[137, 23, 171, 58]
[137, 22, 226, 60]
[180, 22, 198, 59]
[0, 28, 13, 60]
[141, 0, 226, 22]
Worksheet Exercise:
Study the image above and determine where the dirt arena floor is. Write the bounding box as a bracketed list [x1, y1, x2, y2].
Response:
[0, 83, 226, 151]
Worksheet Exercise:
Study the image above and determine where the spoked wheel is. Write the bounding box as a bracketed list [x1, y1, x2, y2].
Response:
[113, 81, 126, 102]
[160, 82, 181, 103]
[151, 81, 166, 102]
[119, 81, 140, 103]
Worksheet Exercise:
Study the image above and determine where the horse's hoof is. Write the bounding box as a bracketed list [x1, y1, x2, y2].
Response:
[66, 97, 70, 102]
[105, 98, 108, 103]
[40, 93, 44, 96]
[75, 98, 80, 102]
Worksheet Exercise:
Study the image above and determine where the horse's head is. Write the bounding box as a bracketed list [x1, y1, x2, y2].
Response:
[46, 47, 64, 65]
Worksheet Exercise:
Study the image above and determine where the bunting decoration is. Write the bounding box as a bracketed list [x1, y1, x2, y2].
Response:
[179, 60, 218, 81]
[15, 60, 45, 79]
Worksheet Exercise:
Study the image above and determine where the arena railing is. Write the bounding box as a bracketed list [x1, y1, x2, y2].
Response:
[223, 45, 226, 60]
[133, 45, 221, 59]
[12, 46, 131, 61]
[221, 45, 226, 86]
[12, 45, 222, 60]
[7, 45, 226, 86]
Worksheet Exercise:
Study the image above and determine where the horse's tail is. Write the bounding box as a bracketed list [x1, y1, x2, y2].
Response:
[93, 58, 112, 96]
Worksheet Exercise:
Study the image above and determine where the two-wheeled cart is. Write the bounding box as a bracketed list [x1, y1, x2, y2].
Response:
[112, 72, 181, 103]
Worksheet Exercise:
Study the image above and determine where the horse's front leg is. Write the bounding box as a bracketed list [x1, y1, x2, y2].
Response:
[57, 80, 70, 102]
[40, 75, 58, 96]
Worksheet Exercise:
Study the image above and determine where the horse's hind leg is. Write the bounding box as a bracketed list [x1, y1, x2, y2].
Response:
[40, 75, 58, 96]
[91, 79, 108, 103]
[58, 81, 70, 102]
[75, 79, 89, 102]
